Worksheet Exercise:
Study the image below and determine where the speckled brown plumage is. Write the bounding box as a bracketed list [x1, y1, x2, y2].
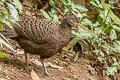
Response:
[2, 15, 80, 76]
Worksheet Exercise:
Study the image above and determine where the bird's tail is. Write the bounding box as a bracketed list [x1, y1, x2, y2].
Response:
[1, 25, 18, 39]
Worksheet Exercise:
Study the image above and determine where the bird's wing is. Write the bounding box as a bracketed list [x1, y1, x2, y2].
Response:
[14, 16, 59, 44]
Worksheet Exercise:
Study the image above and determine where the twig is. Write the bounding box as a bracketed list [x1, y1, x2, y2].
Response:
[56, 8, 64, 17]
[38, 0, 43, 6]
[74, 51, 80, 62]
[54, 0, 64, 17]
[42, 3, 49, 10]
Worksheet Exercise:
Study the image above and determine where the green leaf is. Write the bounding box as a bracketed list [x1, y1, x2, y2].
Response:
[0, 78, 7, 80]
[109, 10, 120, 25]
[68, 37, 80, 48]
[112, 25, 120, 32]
[102, 43, 111, 55]
[12, 0, 23, 13]
[90, 0, 103, 8]
[40, 9, 51, 21]
[5, 2, 19, 21]
[101, 1, 120, 25]
[0, 52, 7, 59]
[82, 18, 94, 27]
[49, 0, 56, 8]
[107, 67, 117, 75]
[98, 56, 103, 62]
[0, 65, 5, 72]
[74, 27, 93, 39]
[0, 22, 4, 31]
[112, 41, 120, 53]
[99, 50, 104, 57]
[0, 36, 14, 52]
[75, 5, 88, 11]
[109, 29, 117, 41]
[0, 9, 8, 15]
[93, 50, 100, 55]
[0, 0, 5, 2]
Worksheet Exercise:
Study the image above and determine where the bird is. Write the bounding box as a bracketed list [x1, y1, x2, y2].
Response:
[2, 15, 80, 76]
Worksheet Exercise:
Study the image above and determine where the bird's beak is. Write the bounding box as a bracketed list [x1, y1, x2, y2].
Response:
[72, 22, 81, 30]
[74, 22, 81, 27]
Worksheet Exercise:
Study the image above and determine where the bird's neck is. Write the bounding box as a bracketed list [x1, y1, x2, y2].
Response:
[60, 19, 72, 36]
[58, 19, 72, 46]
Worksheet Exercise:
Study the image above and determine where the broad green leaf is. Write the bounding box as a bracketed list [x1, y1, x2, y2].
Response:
[0, 78, 7, 80]
[0, 65, 5, 72]
[112, 25, 120, 32]
[5, 2, 19, 21]
[74, 27, 93, 39]
[78, 40, 90, 50]
[0, 9, 8, 15]
[49, 0, 56, 8]
[50, 8, 57, 14]
[90, 0, 99, 7]
[109, 29, 117, 41]
[107, 67, 117, 75]
[112, 41, 120, 53]
[101, 1, 120, 25]
[98, 56, 103, 62]
[102, 43, 112, 55]
[52, 14, 60, 23]
[98, 10, 111, 24]
[40, 9, 51, 21]
[0, 0, 5, 2]
[0, 37, 14, 52]
[12, 0, 23, 13]
[109, 9, 120, 25]
[0, 16, 6, 23]
[68, 37, 80, 48]
[72, 11, 86, 20]
[0, 22, 4, 31]
[93, 50, 100, 55]
[64, 8, 69, 15]
[99, 50, 104, 57]
[75, 5, 88, 11]
[91, 0, 103, 8]
[82, 18, 94, 26]
[0, 52, 7, 59]
[112, 57, 118, 65]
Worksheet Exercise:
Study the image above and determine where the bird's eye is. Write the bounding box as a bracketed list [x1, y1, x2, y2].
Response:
[71, 20, 77, 23]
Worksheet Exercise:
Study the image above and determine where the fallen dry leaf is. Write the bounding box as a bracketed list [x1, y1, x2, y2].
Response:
[31, 59, 63, 69]
[31, 69, 41, 80]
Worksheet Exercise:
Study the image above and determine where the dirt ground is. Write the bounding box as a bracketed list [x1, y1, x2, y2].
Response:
[0, 39, 111, 80]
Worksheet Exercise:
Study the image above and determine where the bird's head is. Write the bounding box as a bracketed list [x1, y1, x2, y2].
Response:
[65, 15, 81, 27]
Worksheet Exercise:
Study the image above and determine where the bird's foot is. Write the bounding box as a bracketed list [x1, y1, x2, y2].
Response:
[44, 70, 52, 77]
[24, 65, 32, 74]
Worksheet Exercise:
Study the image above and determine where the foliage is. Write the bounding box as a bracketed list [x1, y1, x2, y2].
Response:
[0, 0, 22, 53]
[69, 0, 120, 76]
[41, 0, 87, 23]
[0, 65, 5, 72]
[0, 78, 7, 80]
[0, 51, 7, 59]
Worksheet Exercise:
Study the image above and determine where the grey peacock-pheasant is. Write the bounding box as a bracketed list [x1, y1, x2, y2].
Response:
[2, 15, 80, 76]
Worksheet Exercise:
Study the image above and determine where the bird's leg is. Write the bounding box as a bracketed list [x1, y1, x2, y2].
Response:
[40, 57, 51, 77]
[24, 53, 28, 67]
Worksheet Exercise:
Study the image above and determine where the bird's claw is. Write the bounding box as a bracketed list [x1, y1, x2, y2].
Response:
[44, 70, 52, 77]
